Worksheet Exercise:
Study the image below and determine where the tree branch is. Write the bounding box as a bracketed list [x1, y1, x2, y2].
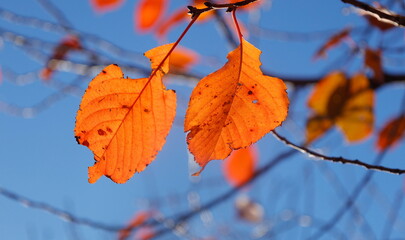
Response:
[272, 131, 405, 175]
[341, 0, 405, 27]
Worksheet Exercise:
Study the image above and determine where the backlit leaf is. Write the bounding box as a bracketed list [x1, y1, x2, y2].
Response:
[364, 48, 383, 82]
[377, 115, 405, 151]
[184, 39, 289, 175]
[41, 35, 82, 81]
[169, 46, 199, 72]
[90, 0, 123, 12]
[74, 44, 176, 184]
[306, 72, 374, 143]
[223, 146, 257, 187]
[118, 211, 153, 240]
[135, 0, 166, 31]
[313, 28, 351, 60]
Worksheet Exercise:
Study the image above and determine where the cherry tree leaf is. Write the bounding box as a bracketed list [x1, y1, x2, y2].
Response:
[377, 115, 405, 151]
[74, 44, 176, 183]
[184, 39, 289, 175]
[135, 0, 167, 32]
[306, 72, 374, 143]
[223, 146, 257, 187]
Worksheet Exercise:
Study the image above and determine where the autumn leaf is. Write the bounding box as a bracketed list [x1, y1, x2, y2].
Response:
[90, 0, 123, 12]
[184, 39, 289, 175]
[364, 47, 383, 82]
[223, 146, 257, 187]
[313, 28, 351, 60]
[376, 115, 405, 151]
[118, 211, 153, 240]
[74, 44, 176, 184]
[40, 35, 82, 81]
[169, 46, 199, 72]
[135, 0, 167, 32]
[306, 72, 374, 144]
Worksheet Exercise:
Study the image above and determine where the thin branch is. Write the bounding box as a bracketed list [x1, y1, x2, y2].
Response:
[272, 131, 405, 175]
[341, 0, 405, 27]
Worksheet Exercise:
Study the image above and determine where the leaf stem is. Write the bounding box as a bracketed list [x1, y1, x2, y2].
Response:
[231, 8, 243, 42]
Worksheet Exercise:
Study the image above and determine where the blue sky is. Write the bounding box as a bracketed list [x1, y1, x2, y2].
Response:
[1, 0, 405, 239]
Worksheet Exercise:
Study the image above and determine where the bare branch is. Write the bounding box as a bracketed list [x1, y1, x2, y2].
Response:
[341, 0, 405, 27]
[272, 131, 405, 175]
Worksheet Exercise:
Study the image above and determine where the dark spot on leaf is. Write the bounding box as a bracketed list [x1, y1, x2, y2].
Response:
[250, 129, 254, 132]
[213, 95, 217, 98]
[81, 130, 86, 134]
[102, 70, 106, 74]
[198, 91, 202, 95]
[122, 105, 130, 109]
[113, 63, 118, 66]
[237, 82, 243, 86]
[75, 136, 81, 144]
[248, 90, 253, 95]
[98, 129, 106, 136]
[83, 140, 90, 147]
[106, 127, 113, 133]
[144, 108, 150, 113]
[205, 84, 209, 87]
[251, 85, 255, 88]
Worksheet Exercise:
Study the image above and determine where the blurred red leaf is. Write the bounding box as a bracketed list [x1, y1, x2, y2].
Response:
[118, 211, 152, 240]
[90, 0, 124, 12]
[364, 47, 383, 82]
[376, 115, 405, 151]
[135, 0, 167, 32]
[169, 46, 199, 72]
[313, 28, 351, 60]
[40, 35, 82, 81]
[223, 146, 257, 187]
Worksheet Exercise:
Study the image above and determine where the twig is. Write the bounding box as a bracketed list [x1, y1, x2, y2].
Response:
[307, 152, 387, 240]
[341, 0, 405, 27]
[272, 131, 405, 175]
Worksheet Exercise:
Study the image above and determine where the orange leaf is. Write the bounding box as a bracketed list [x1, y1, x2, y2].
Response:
[90, 0, 123, 12]
[74, 44, 176, 184]
[313, 28, 351, 60]
[306, 72, 374, 143]
[184, 39, 289, 175]
[376, 115, 405, 151]
[118, 211, 152, 240]
[306, 115, 334, 144]
[135, 0, 167, 32]
[364, 47, 383, 82]
[223, 146, 257, 187]
[169, 46, 199, 72]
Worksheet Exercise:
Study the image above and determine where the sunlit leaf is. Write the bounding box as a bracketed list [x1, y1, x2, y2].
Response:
[41, 35, 81, 81]
[223, 146, 257, 187]
[74, 44, 176, 183]
[306, 72, 374, 143]
[377, 115, 405, 151]
[313, 28, 351, 60]
[135, 0, 167, 31]
[364, 47, 383, 82]
[184, 39, 289, 175]
[90, 0, 123, 12]
[169, 46, 199, 72]
[118, 211, 153, 240]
